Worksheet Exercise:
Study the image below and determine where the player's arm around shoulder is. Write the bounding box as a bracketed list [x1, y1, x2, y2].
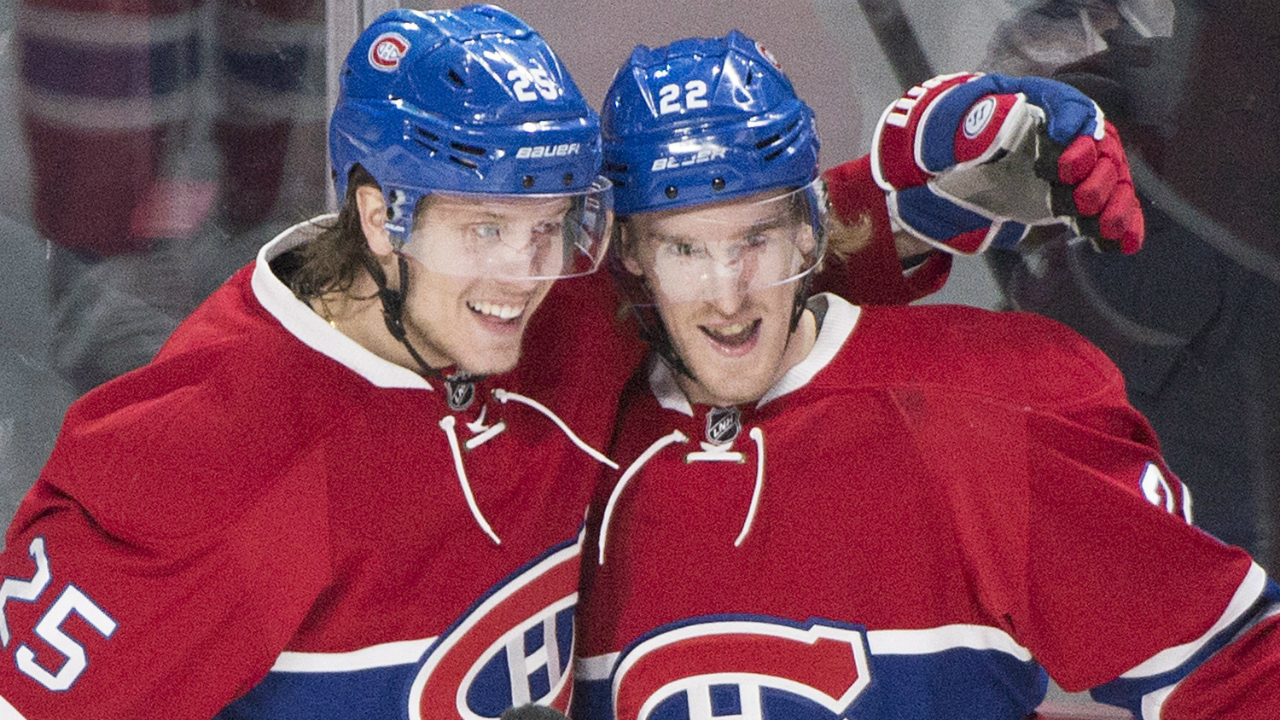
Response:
[986, 312, 1280, 717]
[0, 346, 337, 719]
[862, 303, 1128, 411]
[816, 155, 954, 306]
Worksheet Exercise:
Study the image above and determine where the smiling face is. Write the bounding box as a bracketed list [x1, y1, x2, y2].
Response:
[622, 188, 820, 407]
[396, 193, 574, 376]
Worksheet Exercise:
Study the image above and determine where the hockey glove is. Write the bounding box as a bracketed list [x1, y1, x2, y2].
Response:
[871, 72, 1144, 255]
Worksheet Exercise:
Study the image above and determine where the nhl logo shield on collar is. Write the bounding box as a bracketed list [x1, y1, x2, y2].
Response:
[445, 375, 476, 411]
[706, 407, 742, 445]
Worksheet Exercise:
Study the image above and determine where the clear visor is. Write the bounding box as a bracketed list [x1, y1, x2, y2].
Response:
[395, 176, 613, 281]
[618, 181, 825, 305]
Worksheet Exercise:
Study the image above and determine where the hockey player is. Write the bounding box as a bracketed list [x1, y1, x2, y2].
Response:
[0, 7, 631, 718]
[0, 7, 1147, 719]
[573, 32, 1278, 720]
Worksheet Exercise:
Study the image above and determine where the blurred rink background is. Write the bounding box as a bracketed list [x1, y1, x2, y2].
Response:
[2, 2, 1277, 716]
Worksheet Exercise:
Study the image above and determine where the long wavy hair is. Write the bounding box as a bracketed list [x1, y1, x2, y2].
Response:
[286, 166, 380, 302]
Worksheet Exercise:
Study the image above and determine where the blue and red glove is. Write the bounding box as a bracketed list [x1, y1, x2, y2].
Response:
[871, 72, 1144, 255]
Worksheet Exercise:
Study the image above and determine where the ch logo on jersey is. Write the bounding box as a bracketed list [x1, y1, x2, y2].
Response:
[612, 617, 872, 720]
[407, 540, 580, 719]
[369, 32, 411, 72]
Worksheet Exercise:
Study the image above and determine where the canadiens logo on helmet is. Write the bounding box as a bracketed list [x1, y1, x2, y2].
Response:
[369, 32, 411, 72]
[407, 539, 581, 719]
[754, 41, 783, 70]
[612, 617, 871, 720]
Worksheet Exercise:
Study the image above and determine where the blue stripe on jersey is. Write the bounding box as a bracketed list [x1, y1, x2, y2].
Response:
[856, 651, 1046, 719]
[572, 647, 1047, 720]
[1090, 576, 1280, 718]
[571, 671, 612, 720]
[210, 604, 576, 718]
[215, 664, 417, 720]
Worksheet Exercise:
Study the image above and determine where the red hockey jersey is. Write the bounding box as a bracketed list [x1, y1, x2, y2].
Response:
[574, 295, 1280, 720]
[0, 218, 642, 719]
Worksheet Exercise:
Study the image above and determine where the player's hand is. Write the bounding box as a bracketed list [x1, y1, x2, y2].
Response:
[871, 72, 1144, 255]
[1040, 119, 1144, 253]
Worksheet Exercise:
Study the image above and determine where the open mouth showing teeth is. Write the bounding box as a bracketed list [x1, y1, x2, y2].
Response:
[467, 301, 524, 321]
[701, 319, 760, 347]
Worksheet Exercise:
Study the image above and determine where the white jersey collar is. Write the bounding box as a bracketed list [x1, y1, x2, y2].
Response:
[250, 216, 434, 391]
[650, 293, 862, 415]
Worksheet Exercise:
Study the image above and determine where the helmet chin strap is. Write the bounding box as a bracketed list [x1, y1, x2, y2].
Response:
[790, 272, 814, 334]
[359, 252, 483, 389]
[643, 312, 699, 384]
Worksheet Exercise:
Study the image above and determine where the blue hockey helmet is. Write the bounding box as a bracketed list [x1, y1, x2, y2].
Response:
[600, 30, 820, 216]
[329, 5, 609, 271]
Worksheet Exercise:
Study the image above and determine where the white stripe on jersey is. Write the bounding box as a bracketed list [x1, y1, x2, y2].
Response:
[575, 622, 1033, 683]
[866, 624, 1033, 661]
[1121, 561, 1267, 679]
[270, 636, 437, 673]
[1141, 684, 1177, 720]
[0, 695, 29, 720]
